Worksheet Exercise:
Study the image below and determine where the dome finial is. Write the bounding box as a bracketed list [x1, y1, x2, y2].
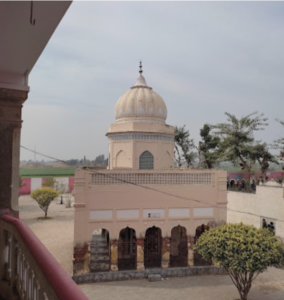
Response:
[139, 60, 143, 75]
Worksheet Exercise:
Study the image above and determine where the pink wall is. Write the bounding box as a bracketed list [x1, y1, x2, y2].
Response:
[69, 177, 75, 192]
[19, 178, 31, 195]
[19, 177, 74, 195]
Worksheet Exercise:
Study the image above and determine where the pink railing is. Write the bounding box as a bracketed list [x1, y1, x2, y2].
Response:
[0, 214, 89, 300]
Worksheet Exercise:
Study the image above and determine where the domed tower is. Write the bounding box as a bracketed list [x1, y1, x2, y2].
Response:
[107, 62, 175, 170]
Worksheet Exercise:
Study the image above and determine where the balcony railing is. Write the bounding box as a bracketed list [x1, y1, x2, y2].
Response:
[0, 214, 89, 300]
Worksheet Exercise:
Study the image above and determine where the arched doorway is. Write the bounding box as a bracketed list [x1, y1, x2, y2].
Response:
[139, 151, 154, 170]
[170, 225, 188, 267]
[194, 224, 212, 266]
[118, 227, 137, 271]
[144, 226, 162, 268]
[90, 228, 110, 272]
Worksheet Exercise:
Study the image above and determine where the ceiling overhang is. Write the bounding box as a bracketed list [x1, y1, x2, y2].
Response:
[0, 1, 72, 92]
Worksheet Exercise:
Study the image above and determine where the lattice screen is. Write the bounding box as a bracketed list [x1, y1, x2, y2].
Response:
[139, 151, 154, 170]
[92, 173, 212, 186]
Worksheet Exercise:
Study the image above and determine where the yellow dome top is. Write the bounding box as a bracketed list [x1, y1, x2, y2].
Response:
[115, 73, 167, 124]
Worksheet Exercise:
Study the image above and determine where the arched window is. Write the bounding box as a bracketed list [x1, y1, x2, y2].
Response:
[139, 151, 154, 170]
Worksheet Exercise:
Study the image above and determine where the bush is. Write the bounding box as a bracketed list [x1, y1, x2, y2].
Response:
[195, 223, 284, 300]
[30, 187, 59, 218]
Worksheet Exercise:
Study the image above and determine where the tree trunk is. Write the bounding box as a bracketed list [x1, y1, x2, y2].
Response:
[229, 270, 253, 300]
[45, 210, 47, 218]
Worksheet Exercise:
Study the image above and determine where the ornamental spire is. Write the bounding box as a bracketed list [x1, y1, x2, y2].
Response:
[139, 61, 143, 75]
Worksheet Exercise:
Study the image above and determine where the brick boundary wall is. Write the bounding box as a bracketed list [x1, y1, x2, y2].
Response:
[72, 266, 227, 284]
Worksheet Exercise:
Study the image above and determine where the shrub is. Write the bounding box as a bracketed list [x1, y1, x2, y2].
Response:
[30, 187, 59, 218]
[195, 223, 284, 300]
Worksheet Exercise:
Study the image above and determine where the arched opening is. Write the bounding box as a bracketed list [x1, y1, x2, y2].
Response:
[139, 151, 154, 170]
[116, 150, 127, 168]
[144, 226, 162, 268]
[194, 224, 212, 266]
[118, 227, 137, 271]
[170, 225, 188, 267]
[90, 228, 110, 272]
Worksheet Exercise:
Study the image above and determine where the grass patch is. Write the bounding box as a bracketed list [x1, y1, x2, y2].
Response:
[20, 168, 75, 178]
[37, 217, 53, 220]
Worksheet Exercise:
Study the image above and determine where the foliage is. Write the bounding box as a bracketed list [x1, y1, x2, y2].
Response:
[198, 124, 220, 169]
[250, 143, 278, 182]
[92, 154, 108, 166]
[42, 177, 56, 188]
[19, 176, 26, 188]
[195, 223, 284, 300]
[213, 111, 268, 171]
[65, 159, 79, 165]
[273, 118, 284, 169]
[30, 187, 59, 218]
[212, 112, 276, 186]
[174, 125, 196, 167]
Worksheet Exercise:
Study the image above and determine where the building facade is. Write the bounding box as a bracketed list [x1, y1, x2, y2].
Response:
[73, 66, 227, 275]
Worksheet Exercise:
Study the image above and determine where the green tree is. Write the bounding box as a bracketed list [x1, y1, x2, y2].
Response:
[250, 143, 278, 183]
[93, 154, 106, 165]
[213, 112, 272, 188]
[42, 177, 56, 188]
[198, 124, 220, 169]
[30, 187, 59, 218]
[174, 125, 195, 167]
[273, 118, 284, 168]
[195, 223, 284, 300]
[213, 112, 268, 172]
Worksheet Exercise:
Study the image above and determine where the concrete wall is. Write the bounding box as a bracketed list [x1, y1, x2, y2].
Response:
[227, 182, 284, 238]
[74, 169, 227, 244]
[19, 177, 74, 195]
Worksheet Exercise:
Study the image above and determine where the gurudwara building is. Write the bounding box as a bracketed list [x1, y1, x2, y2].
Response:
[73, 65, 227, 275]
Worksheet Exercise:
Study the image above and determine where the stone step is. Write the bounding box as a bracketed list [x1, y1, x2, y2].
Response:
[91, 254, 110, 261]
[90, 247, 109, 253]
[90, 242, 109, 248]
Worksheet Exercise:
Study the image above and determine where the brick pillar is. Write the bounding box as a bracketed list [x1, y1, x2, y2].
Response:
[136, 238, 145, 271]
[110, 239, 118, 272]
[73, 243, 89, 275]
[162, 237, 170, 268]
[0, 88, 28, 216]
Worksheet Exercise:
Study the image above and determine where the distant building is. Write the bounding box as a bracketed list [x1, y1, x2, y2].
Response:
[73, 65, 227, 275]
[228, 171, 284, 187]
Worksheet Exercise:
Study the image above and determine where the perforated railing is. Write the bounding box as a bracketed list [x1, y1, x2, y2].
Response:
[92, 172, 212, 186]
[0, 214, 89, 300]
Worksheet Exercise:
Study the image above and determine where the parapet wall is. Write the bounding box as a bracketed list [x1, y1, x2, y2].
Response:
[227, 182, 284, 238]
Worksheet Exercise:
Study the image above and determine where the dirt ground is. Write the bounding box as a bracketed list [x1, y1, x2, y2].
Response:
[18, 195, 284, 300]
[19, 195, 74, 275]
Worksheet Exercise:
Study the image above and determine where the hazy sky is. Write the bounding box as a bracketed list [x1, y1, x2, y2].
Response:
[21, 1, 284, 161]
